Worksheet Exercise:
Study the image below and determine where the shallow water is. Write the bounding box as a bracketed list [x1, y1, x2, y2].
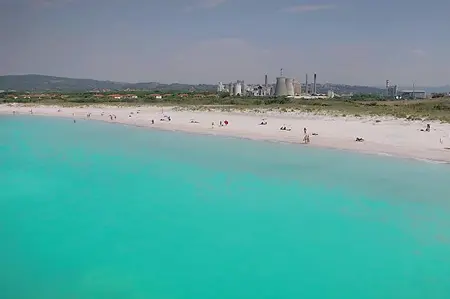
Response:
[1, 115, 450, 299]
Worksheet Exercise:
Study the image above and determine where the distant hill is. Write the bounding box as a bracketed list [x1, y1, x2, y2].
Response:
[0, 75, 216, 92]
[0, 74, 387, 94]
[421, 86, 450, 93]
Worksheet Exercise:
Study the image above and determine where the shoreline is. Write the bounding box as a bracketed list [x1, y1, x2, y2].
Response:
[1, 103, 450, 164]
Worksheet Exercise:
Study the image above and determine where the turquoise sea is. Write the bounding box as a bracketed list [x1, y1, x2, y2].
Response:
[1, 115, 450, 299]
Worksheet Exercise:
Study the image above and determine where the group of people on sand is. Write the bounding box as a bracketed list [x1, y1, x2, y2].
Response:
[260, 118, 313, 144]
[211, 120, 229, 128]
[279, 124, 312, 144]
[160, 115, 171, 122]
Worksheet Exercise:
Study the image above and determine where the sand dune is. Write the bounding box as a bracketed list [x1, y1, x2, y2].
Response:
[1, 104, 450, 163]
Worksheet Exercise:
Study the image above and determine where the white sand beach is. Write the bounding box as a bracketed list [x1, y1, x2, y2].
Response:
[1, 103, 450, 163]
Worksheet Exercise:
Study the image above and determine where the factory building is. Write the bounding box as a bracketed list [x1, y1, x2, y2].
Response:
[387, 85, 398, 98]
[400, 90, 427, 99]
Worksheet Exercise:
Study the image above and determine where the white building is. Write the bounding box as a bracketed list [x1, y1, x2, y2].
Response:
[217, 82, 225, 93]
[327, 90, 335, 98]
[400, 90, 427, 99]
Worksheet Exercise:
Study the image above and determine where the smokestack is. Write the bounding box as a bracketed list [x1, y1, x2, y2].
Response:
[264, 74, 268, 87]
[313, 73, 317, 95]
[305, 74, 309, 94]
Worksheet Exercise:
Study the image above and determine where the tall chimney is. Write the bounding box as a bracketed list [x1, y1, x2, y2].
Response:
[305, 74, 309, 94]
[313, 73, 317, 95]
[264, 74, 268, 87]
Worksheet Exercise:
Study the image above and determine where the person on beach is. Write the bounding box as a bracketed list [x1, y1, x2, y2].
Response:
[304, 127, 307, 135]
[421, 124, 431, 132]
[303, 133, 310, 144]
[212, 121, 215, 128]
[151, 119, 155, 124]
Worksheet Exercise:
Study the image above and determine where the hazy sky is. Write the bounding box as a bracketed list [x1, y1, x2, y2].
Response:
[1, 0, 450, 86]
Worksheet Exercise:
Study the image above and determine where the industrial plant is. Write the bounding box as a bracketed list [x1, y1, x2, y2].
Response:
[218, 69, 333, 99]
[385, 80, 427, 99]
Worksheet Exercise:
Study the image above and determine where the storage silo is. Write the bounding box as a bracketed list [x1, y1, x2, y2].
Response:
[285, 78, 294, 96]
[240, 80, 245, 96]
[228, 83, 233, 96]
[274, 77, 287, 96]
[234, 83, 242, 96]
[294, 81, 301, 95]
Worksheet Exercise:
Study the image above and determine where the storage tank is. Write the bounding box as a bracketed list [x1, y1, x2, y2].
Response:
[285, 78, 294, 96]
[240, 80, 245, 96]
[294, 82, 301, 95]
[274, 77, 287, 96]
[234, 83, 242, 96]
[228, 83, 233, 96]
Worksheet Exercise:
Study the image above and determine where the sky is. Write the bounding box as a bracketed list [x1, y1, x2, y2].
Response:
[1, 0, 450, 86]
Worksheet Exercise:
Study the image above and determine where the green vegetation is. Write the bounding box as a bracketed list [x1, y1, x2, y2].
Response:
[1, 91, 450, 123]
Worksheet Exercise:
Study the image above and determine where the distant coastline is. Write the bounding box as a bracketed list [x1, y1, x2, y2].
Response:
[0, 74, 384, 94]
